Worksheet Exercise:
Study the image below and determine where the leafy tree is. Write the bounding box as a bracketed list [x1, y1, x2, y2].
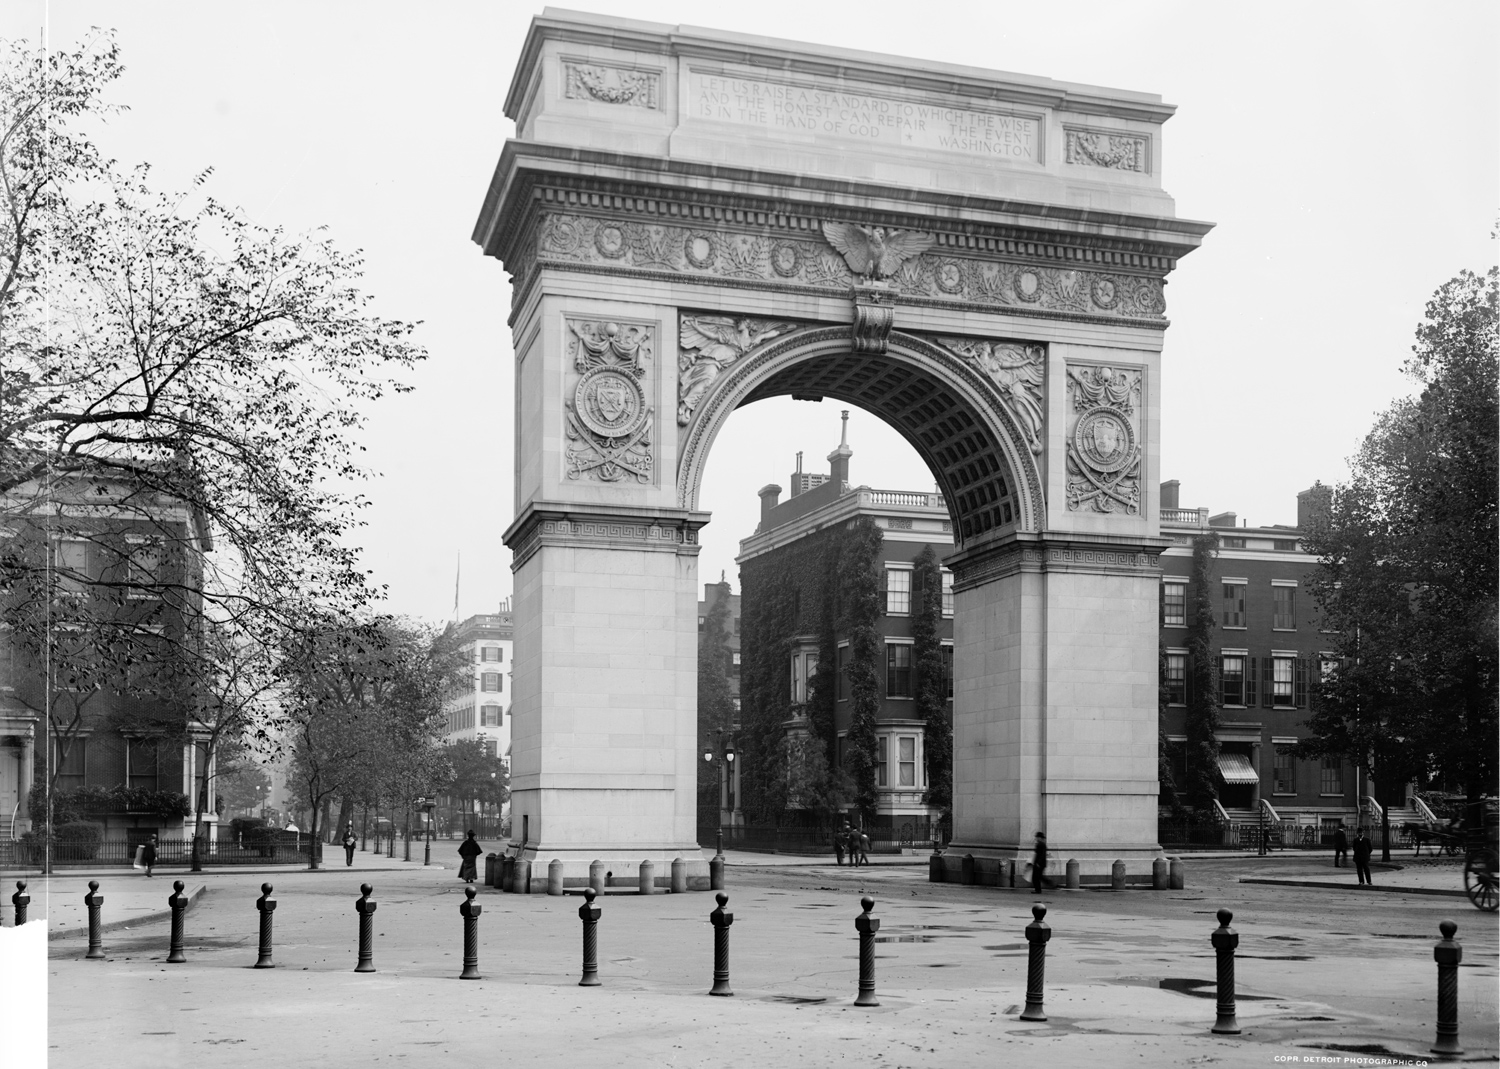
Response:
[1299, 268, 1498, 857]
[839, 518, 884, 821]
[769, 732, 852, 823]
[1183, 532, 1221, 812]
[1157, 639, 1181, 812]
[911, 545, 950, 816]
[442, 738, 509, 828]
[696, 579, 736, 817]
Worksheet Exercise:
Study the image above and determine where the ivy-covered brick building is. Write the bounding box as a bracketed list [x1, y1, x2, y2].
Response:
[736, 415, 954, 843]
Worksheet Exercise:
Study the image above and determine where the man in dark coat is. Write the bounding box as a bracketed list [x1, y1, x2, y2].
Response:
[457, 830, 483, 882]
[141, 834, 158, 877]
[1352, 829, 1374, 885]
[833, 825, 846, 866]
[342, 822, 358, 867]
[1333, 825, 1349, 868]
[1031, 831, 1050, 894]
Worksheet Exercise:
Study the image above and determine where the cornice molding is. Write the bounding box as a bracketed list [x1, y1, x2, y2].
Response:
[503, 502, 711, 570]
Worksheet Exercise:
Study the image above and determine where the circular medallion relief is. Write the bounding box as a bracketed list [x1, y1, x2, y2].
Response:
[684, 234, 715, 269]
[770, 242, 802, 277]
[574, 366, 646, 439]
[1090, 277, 1118, 309]
[1014, 269, 1041, 302]
[1073, 408, 1136, 473]
[935, 260, 964, 294]
[594, 224, 627, 259]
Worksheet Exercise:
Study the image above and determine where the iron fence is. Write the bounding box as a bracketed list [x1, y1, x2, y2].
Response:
[1, 836, 319, 867]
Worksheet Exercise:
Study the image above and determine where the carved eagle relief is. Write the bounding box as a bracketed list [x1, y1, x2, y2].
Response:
[821, 221, 936, 281]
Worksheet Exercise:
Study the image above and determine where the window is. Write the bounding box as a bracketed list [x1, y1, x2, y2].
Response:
[1222, 536, 1246, 549]
[886, 567, 912, 615]
[836, 644, 849, 702]
[483, 740, 498, 758]
[731, 651, 741, 676]
[732, 696, 741, 714]
[1320, 756, 1343, 796]
[125, 540, 161, 596]
[1272, 585, 1296, 630]
[127, 739, 159, 791]
[56, 737, 86, 790]
[1220, 654, 1245, 706]
[941, 644, 953, 700]
[481, 672, 502, 693]
[56, 538, 88, 594]
[733, 618, 741, 634]
[1271, 656, 1295, 706]
[790, 651, 818, 704]
[1164, 652, 1187, 705]
[941, 569, 954, 617]
[875, 736, 888, 787]
[886, 643, 912, 698]
[481, 705, 502, 727]
[481, 646, 503, 662]
[1161, 581, 1187, 627]
[898, 736, 916, 787]
[1273, 748, 1296, 795]
[1222, 582, 1246, 628]
[697, 616, 705, 631]
[1273, 539, 1298, 552]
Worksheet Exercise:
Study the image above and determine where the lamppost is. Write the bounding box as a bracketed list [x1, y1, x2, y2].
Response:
[422, 797, 435, 866]
[702, 731, 736, 848]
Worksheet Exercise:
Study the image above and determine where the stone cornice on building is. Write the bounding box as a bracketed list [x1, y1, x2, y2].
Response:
[947, 530, 1171, 591]
[504, 501, 711, 570]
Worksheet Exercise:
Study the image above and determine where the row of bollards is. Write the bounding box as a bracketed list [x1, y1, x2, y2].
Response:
[55, 877, 1473, 1053]
[490, 855, 721, 895]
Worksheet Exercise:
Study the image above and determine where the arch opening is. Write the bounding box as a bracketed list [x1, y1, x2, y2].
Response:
[678, 327, 1043, 545]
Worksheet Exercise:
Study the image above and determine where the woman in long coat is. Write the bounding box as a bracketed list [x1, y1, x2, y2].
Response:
[457, 830, 483, 882]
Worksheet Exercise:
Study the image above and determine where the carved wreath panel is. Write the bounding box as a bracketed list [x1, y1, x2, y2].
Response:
[562, 62, 660, 109]
[533, 213, 1167, 321]
[1065, 363, 1143, 515]
[563, 319, 655, 484]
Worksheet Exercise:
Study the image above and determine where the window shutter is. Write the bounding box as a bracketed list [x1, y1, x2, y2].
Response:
[1159, 582, 1165, 626]
[1295, 657, 1308, 709]
[1217, 656, 1227, 706]
[1261, 658, 1273, 708]
[1244, 657, 1257, 708]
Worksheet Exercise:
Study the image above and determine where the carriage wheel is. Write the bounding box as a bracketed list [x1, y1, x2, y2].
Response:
[1465, 850, 1498, 912]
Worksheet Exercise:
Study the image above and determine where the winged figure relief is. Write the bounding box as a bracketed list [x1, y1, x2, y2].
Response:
[821, 221, 936, 281]
[677, 316, 799, 425]
[947, 340, 1046, 454]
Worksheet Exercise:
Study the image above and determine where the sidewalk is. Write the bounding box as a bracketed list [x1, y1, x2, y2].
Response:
[1238, 856, 1472, 898]
[8, 879, 209, 939]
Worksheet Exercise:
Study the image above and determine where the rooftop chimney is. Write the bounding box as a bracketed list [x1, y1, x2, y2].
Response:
[1160, 479, 1180, 511]
[827, 410, 852, 489]
[758, 483, 782, 524]
[1297, 481, 1332, 531]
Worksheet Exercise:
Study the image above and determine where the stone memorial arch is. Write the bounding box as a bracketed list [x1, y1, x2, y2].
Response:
[474, 10, 1212, 886]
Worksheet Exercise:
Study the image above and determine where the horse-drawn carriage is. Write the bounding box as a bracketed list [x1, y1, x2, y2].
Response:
[1460, 800, 1498, 912]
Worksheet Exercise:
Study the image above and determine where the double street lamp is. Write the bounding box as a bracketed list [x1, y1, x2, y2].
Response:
[703, 732, 736, 851]
[421, 796, 436, 866]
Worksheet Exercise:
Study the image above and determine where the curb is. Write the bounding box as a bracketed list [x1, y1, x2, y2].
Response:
[47, 882, 208, 941]
[9, 862, 447, 879]
[1238, 877, 1469, 898]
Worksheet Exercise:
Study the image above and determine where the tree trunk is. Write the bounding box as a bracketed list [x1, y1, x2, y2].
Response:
[359, 805, 369, 851]
[307, 783, 321, 870]
[334, 796, 353, 844]
[319, 795, 333, 843]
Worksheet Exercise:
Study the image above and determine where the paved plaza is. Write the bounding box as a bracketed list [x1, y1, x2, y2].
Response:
[14, 850, 1498, 1068]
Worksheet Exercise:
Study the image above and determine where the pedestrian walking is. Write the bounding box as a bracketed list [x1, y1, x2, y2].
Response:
[1332, 825, 1348, 868]
[857, 830, 871, 866]
[1030, 831, 1052, 893]
[457, 830, 483, 882]
[141, 834, 158, 878]
[1352, 829, 1374, 886]
[833, 827, 846, 866]
[343, 823, 358, 867]
[840, 823, 856, 867]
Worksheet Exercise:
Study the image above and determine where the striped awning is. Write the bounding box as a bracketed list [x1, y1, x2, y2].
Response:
[1217, 753, 1260, 784]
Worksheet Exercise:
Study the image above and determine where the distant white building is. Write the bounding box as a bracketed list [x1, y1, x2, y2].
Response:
[443, 601, 515, 765]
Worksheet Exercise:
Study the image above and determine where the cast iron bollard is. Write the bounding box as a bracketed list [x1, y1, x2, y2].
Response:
[709, 892, 734, 996]
[639, 859, 655, 895]
[710, 850, 725, 891]
[1111, 859, 1126, 890]
[928, 850, 944, 883]
[1431, 919, 1463, 1057]
[84, 881, 105, 959]
[1152, 856, 1168, 890]
[578, 887, 601, 987]
[589, 859, 605, 896]
[514, 858, 532, 895]
[961, 853, 976, 886]
[254, 883, 276, 969]
[355, 883, 377, 973]
[500, 854, 514, 893]
[1004, 859, 1016, 888]
[1020, 903, 1051, 1021]
[1209, 908, 1240, 1035]
[671, 856, 687, 894]
[548, 859, 564, 896]
[484, 853, 497, 887]
[854, 896, 880, 1007]
[166, 880, 188, 963]
[459, 883, 482, 979]
[11, 880, 28, 926]
[1065, 859, 1080, 889]
[1169, 856, 1185, 890]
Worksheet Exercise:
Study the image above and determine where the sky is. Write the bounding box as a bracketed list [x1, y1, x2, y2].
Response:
[6, 1, 1496, 622]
